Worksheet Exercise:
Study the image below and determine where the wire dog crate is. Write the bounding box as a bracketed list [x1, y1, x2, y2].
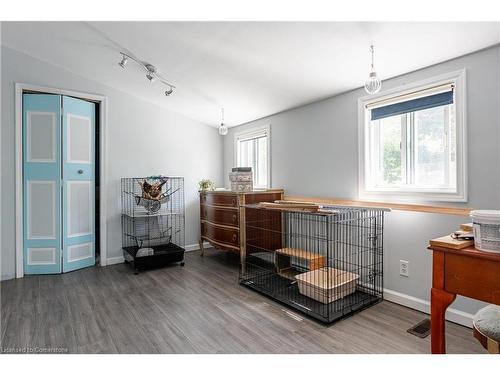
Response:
[240, 204, 388, 323]
[121, 176, 185, 273]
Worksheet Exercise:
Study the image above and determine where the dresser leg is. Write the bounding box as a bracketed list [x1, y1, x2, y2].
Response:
[199, 239, 204, 256]
[431, 287, 456, 354]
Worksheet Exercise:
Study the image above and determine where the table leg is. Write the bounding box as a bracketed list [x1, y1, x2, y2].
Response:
[199, 238, 204, 256]
[431, 287, 456, 354]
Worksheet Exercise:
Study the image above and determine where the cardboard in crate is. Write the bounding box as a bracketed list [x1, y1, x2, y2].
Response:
[295, 267, 359, 304]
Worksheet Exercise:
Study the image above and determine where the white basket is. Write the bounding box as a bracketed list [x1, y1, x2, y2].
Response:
[229, 171, 253, 182]
[295, 267, 359, 304]
[471, 210, 500, 253]
[230, 181, 253, 192]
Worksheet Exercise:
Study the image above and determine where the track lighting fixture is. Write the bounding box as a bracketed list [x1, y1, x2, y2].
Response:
[218, 108, 228, 136]
[118, 52, 175, 96]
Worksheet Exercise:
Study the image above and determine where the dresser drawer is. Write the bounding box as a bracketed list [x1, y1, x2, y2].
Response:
[201, 222, 240, 248]
[201, 193, 238, 208]
[201, 206, 239, 227]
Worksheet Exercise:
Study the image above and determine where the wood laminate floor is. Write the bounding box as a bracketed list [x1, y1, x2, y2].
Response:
[0, 249, 484, 354]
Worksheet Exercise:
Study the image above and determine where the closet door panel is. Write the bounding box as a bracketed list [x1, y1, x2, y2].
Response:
[62, 96, 96, 272]
[23, 94, 62, 274]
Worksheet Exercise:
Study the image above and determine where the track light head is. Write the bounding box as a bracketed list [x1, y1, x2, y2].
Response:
[118, 55, 128, 69]
[145, 64, 157, 82]
[165, 87, 174, 96]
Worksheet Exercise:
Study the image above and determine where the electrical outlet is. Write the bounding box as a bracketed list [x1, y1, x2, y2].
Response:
[400, 260, 409, 277]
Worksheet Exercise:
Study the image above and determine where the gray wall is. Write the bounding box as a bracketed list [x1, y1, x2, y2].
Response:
[223, 46, 500, 316]
[1, 46, 223, 280]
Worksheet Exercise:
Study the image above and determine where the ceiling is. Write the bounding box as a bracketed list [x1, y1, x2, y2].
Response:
[2, 22, 499, 127]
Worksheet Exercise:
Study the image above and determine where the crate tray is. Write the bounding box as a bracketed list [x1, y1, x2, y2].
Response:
[123, 242, 185, 270]
[240, 270, 381, 324]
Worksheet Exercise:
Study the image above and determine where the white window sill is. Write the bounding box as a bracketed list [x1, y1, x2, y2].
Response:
[359, 189, 467, 203]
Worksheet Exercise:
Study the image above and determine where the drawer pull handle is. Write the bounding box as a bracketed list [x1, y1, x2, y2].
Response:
[232, 198, 237, 206]
[232, 214, 237, 222]
[78, 169, 84, 174]
[232, 234, 237, 243]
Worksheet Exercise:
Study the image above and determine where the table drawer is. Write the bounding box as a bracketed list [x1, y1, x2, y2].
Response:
[444, 253, 500, 304]
[201, 222, 240, 248]
[201, 206, 239, 227]
[201, 193, 238, 208]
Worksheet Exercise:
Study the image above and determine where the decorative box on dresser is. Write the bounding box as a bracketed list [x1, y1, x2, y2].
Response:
[199, 189, 284, 258]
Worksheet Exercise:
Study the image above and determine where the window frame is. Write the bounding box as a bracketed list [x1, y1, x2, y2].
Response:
[358, 70, 467, 202]
[234, 124, 271, 189]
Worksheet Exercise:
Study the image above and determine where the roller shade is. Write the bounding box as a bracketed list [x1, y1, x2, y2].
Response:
[370, 89, 454, 121]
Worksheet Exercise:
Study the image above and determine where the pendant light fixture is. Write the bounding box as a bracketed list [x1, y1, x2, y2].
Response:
[364, 44, 382, 95]
[218, 107, 228, 136]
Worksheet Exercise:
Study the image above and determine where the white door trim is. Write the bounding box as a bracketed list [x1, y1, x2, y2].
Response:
[15, 83, 109, 278]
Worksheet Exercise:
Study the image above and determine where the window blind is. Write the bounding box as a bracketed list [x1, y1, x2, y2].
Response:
[370, 89, 454, 121]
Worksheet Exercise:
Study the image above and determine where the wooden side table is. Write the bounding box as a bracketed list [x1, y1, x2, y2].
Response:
[428, 244, 500, 354]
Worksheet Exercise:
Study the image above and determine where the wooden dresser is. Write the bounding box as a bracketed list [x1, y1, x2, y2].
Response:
[199, 189, 284, 255]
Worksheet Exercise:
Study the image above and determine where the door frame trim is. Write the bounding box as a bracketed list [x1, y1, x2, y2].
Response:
[15, 83, 109, 278]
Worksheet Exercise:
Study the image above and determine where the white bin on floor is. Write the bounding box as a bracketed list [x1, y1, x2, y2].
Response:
[295, 267, 359, 304]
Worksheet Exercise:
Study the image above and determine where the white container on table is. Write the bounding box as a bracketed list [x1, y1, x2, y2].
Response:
[470, 210, 500, 253]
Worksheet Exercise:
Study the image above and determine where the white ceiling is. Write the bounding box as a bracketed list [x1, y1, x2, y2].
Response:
[2, 22, 499, 127]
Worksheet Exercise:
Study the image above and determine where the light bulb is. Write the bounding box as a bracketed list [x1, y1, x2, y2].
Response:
[365, 71, 381, 95]
[165, 87, 173, 96]
[218, 123, 228, 136]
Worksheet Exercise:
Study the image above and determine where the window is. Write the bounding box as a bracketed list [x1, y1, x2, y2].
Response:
[358, 70, 467, 202]
[235, 126, 270, 189]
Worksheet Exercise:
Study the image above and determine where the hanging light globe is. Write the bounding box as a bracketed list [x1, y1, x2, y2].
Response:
[218, 107, 228, 135]
[218, 122, 228, 136]
[365, 71, 381, 94]
[364, 45, 382, 95]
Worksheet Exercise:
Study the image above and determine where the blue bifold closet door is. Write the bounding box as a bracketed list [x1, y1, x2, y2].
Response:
[23, 94, 96, 274]
[23, 94, 63, 274]
[61, 96, 96, 272]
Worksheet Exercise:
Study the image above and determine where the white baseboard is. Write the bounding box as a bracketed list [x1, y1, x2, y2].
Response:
[184, 241, 210, 252]
[106, 256, 125, 265]
[384, 288, 474, 328]
[105, 242, 208, 266]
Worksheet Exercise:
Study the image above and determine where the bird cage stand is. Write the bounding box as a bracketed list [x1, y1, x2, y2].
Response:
[121, 176, 185, 274]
